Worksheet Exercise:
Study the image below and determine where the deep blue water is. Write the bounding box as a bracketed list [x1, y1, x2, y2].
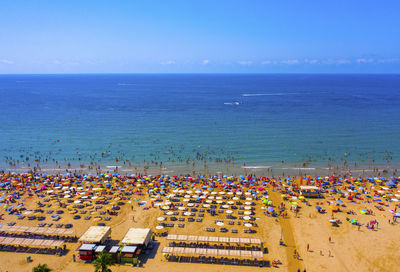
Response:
[0, 74, 399, 169]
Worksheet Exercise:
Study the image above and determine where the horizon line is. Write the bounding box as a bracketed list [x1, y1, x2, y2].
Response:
[0, 72, 400, 76]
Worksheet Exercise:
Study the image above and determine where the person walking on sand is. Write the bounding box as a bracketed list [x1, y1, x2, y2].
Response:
[329, 236, 331, 243]
[307, 243, 310, 252]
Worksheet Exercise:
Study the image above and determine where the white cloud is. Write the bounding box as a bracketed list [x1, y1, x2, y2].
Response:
[323, 59, 351, 65]
[280, 59, 300, 65]
[202, 59, 210, 65]
[377, 58, 399, 63]
[160, 60, 176, 65]
[66, 61, 80, 66]
[237, 61, 253, 65]
[304, 59, 318, 64]
[53, 60, 62, 65]
[0, 59, 14, 65]
[261, 60, 272, 65]
[356, 58, 374, 64]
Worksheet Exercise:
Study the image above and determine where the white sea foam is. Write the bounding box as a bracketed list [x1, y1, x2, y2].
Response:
[242, 166, 272, 169]
[280, 167, 316, 170]
[117, 83, 136, 86]
[242, 93, 298, 97]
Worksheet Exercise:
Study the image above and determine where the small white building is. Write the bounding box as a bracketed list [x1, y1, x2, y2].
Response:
[121, 228, 152, 247]
[79, 226, 111, 244]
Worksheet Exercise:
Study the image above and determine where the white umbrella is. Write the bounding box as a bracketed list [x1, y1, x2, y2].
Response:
[244, 223, 252, 227]
[243, 216, 251, 220]
[216, 222, 224, 226]
[157, 217, 166, 221]
[226, 210, 233, 214]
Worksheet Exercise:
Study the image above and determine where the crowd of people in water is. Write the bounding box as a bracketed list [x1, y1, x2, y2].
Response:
[2, 141, 397, 180]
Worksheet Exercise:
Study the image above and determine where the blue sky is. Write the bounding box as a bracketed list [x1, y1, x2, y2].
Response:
[0, 1, 399, 73]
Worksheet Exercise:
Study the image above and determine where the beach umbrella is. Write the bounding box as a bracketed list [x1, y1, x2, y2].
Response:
[316, 206, 322, 210]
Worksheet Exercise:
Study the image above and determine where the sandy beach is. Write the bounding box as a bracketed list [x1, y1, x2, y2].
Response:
[0, 172, 399, 272]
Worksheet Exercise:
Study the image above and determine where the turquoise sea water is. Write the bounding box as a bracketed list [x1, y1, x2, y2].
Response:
[0, 74, 399, 172]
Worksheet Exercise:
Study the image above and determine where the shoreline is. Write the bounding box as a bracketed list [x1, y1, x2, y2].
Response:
[2, 160, 398, 177]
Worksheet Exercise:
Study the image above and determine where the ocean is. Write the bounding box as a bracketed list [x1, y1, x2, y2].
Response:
[0, 74, 399, 174]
